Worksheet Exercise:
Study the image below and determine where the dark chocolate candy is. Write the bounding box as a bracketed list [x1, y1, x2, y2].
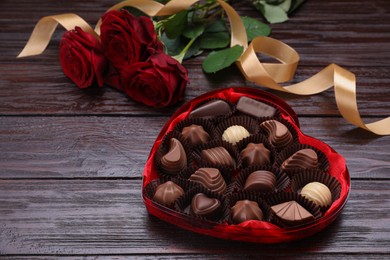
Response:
[190, 100, 231, 119]
[271, 201, 314, 226]
[189, 168, 227, 194]
[153, 181, 185, 207]
[231, 200, 264, 224]
[201, 146, 234, 167]
[236, 96, 276, 118]
[244, 170, 276, 192]
[160, 138, 187, 175]
[191, 193, 221, 219]
[222, 125, 250, 145]
[260, 120, 293, 149]
[281, 148, 318, 171]
[181, 124, 210, 146]
[240, 143, 271, 166]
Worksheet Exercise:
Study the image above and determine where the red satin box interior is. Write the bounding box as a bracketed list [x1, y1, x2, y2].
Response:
[142, 87, 350, 243]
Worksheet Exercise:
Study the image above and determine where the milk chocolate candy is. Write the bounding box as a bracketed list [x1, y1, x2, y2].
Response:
[189, 168, 227, 194]
[271, 201, 314, 225]
[160, 138, 187, 175]
[231, 200, 264, 224]
[281, 148, 318, 171]
[190, 100, 231, 119]
[222, 125, 251, 145]
[237, 96, 276, 118]
[244, 170, 276, 192]
[181, 124, 210, 146]
[260, 120, 293, 149]
[191, 193, 221, 219]
[201, 146, 234, 167]
[240, 143, 271, 166]
[301, 182, 332, 207]
[153, 181, 185, 207]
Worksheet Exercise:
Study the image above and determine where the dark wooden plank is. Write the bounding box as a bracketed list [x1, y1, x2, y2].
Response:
[0, 116, 388, 179]
[0, 179, 389, 255]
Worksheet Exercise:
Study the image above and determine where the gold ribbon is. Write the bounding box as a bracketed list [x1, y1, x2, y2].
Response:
[17, 0, 390, 135]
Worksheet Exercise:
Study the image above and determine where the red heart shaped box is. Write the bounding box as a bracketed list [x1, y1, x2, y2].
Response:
[142, 87, 350, 243]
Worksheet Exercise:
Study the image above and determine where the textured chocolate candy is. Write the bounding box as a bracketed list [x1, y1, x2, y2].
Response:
[201, 146, 234, 167]
[189, 168, 227, 194]
[244, 170, 276, 192]
[236, 96, 276, 118]
[240, 143, 271, 166]
[271, 201, 314, 225]
[190, 100, 231, 119]
[301, 182, 332, 207]
[160, 138, 187, 175]
[231, 200, 264, 224]
[191, 193, 221, 219]
[153, 181, 185, 207]
[260, 120, 293, 149]
[222, 125, 251, 145]
[181, 124, 210, 146]
[281, 148, 318, 171]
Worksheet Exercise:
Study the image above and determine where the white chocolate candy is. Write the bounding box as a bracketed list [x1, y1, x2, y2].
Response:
[301, 182, 332, 207]
[222, 125, 250, 145]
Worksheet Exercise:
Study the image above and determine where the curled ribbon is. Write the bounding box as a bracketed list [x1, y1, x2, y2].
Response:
[17, 0, 390, 135]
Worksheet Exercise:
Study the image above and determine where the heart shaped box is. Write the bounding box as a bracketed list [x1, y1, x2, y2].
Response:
[142, 87, 350, 243]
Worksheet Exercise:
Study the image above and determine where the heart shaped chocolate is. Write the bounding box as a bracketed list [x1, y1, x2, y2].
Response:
[142, 87, 350, 244]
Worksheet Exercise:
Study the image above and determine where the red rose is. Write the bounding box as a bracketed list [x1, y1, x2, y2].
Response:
[121, 52, 188, 107]
[59, 27, 107, 88]
[100, 10, 163, 70]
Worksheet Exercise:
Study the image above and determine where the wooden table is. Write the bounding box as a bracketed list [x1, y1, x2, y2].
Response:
[1, 0, 389, 258]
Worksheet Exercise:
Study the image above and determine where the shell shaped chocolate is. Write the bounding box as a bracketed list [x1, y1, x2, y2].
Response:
[260, 120, 293, 149]
[244, 170, 276, 192]
[181, 124, 210, 146]
[160, 138, 187, 175]
[301, 182, 332, 207]
[240, 143, 271, 166]
[201, 146, 234, 167]
[222, 125, 250, 145]
[189, 168, 227, 194]
[271, 201, 314, 225]
[231, 200, 264, 224]
[281, 149, 318, 171]
[153, 181, 185, 207]
[191, 193, 221, 219]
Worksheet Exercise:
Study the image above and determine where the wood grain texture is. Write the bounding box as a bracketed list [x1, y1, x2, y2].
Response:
[0, 179, 389, 255]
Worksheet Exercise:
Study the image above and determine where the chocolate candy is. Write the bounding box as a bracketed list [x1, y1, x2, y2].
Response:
[301, 182, 332, 207]
[189, 168, 227, 194]
[236, 96, 276, 118]
[240, 143, 271, 166]
[181, 124, 210, 146]
[153, 181, 185, 207]
[222, 125, 250, 145]
[281, 148, 318, 171]
[271, 201, 314, 225]
[160, 138, 187, 175]
[260, 120, 293, 149]
[244, 170, 276, 192]
[201, 146, 234, 167]
[231, 200, 264, 224]
[191, 193, 221, 219]
[190, 100, 231, 119]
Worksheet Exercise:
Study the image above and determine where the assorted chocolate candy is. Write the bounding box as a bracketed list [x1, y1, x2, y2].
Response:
[149, 96, 340, 228]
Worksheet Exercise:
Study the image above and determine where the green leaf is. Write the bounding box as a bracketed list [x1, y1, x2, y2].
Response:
[161, 33, 186, 56]
[241, 16, 271, 41]
[205, 20, 228, 33]
[163, 10, 188, 39]
[289, 0, 305, 13]
[279, 0, 291, 12]
[200, 32, 230, 49]
[183, 24, 205, 39]
[262, 3, 289, 23]
[202, 45, 244, 73]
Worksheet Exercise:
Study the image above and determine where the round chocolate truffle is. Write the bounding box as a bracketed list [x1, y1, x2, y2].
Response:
[181, 124, 210, 146]
[153, 181, 185, 207]
[243, 170, 276, 192]
[189, 168, 227, 194]
[231, 200, 264, 224]
[301, 182, 332, 207]
[222, 125, 250, 145]
[160, 138, 187, 175]
[240, 143, 271, 166]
